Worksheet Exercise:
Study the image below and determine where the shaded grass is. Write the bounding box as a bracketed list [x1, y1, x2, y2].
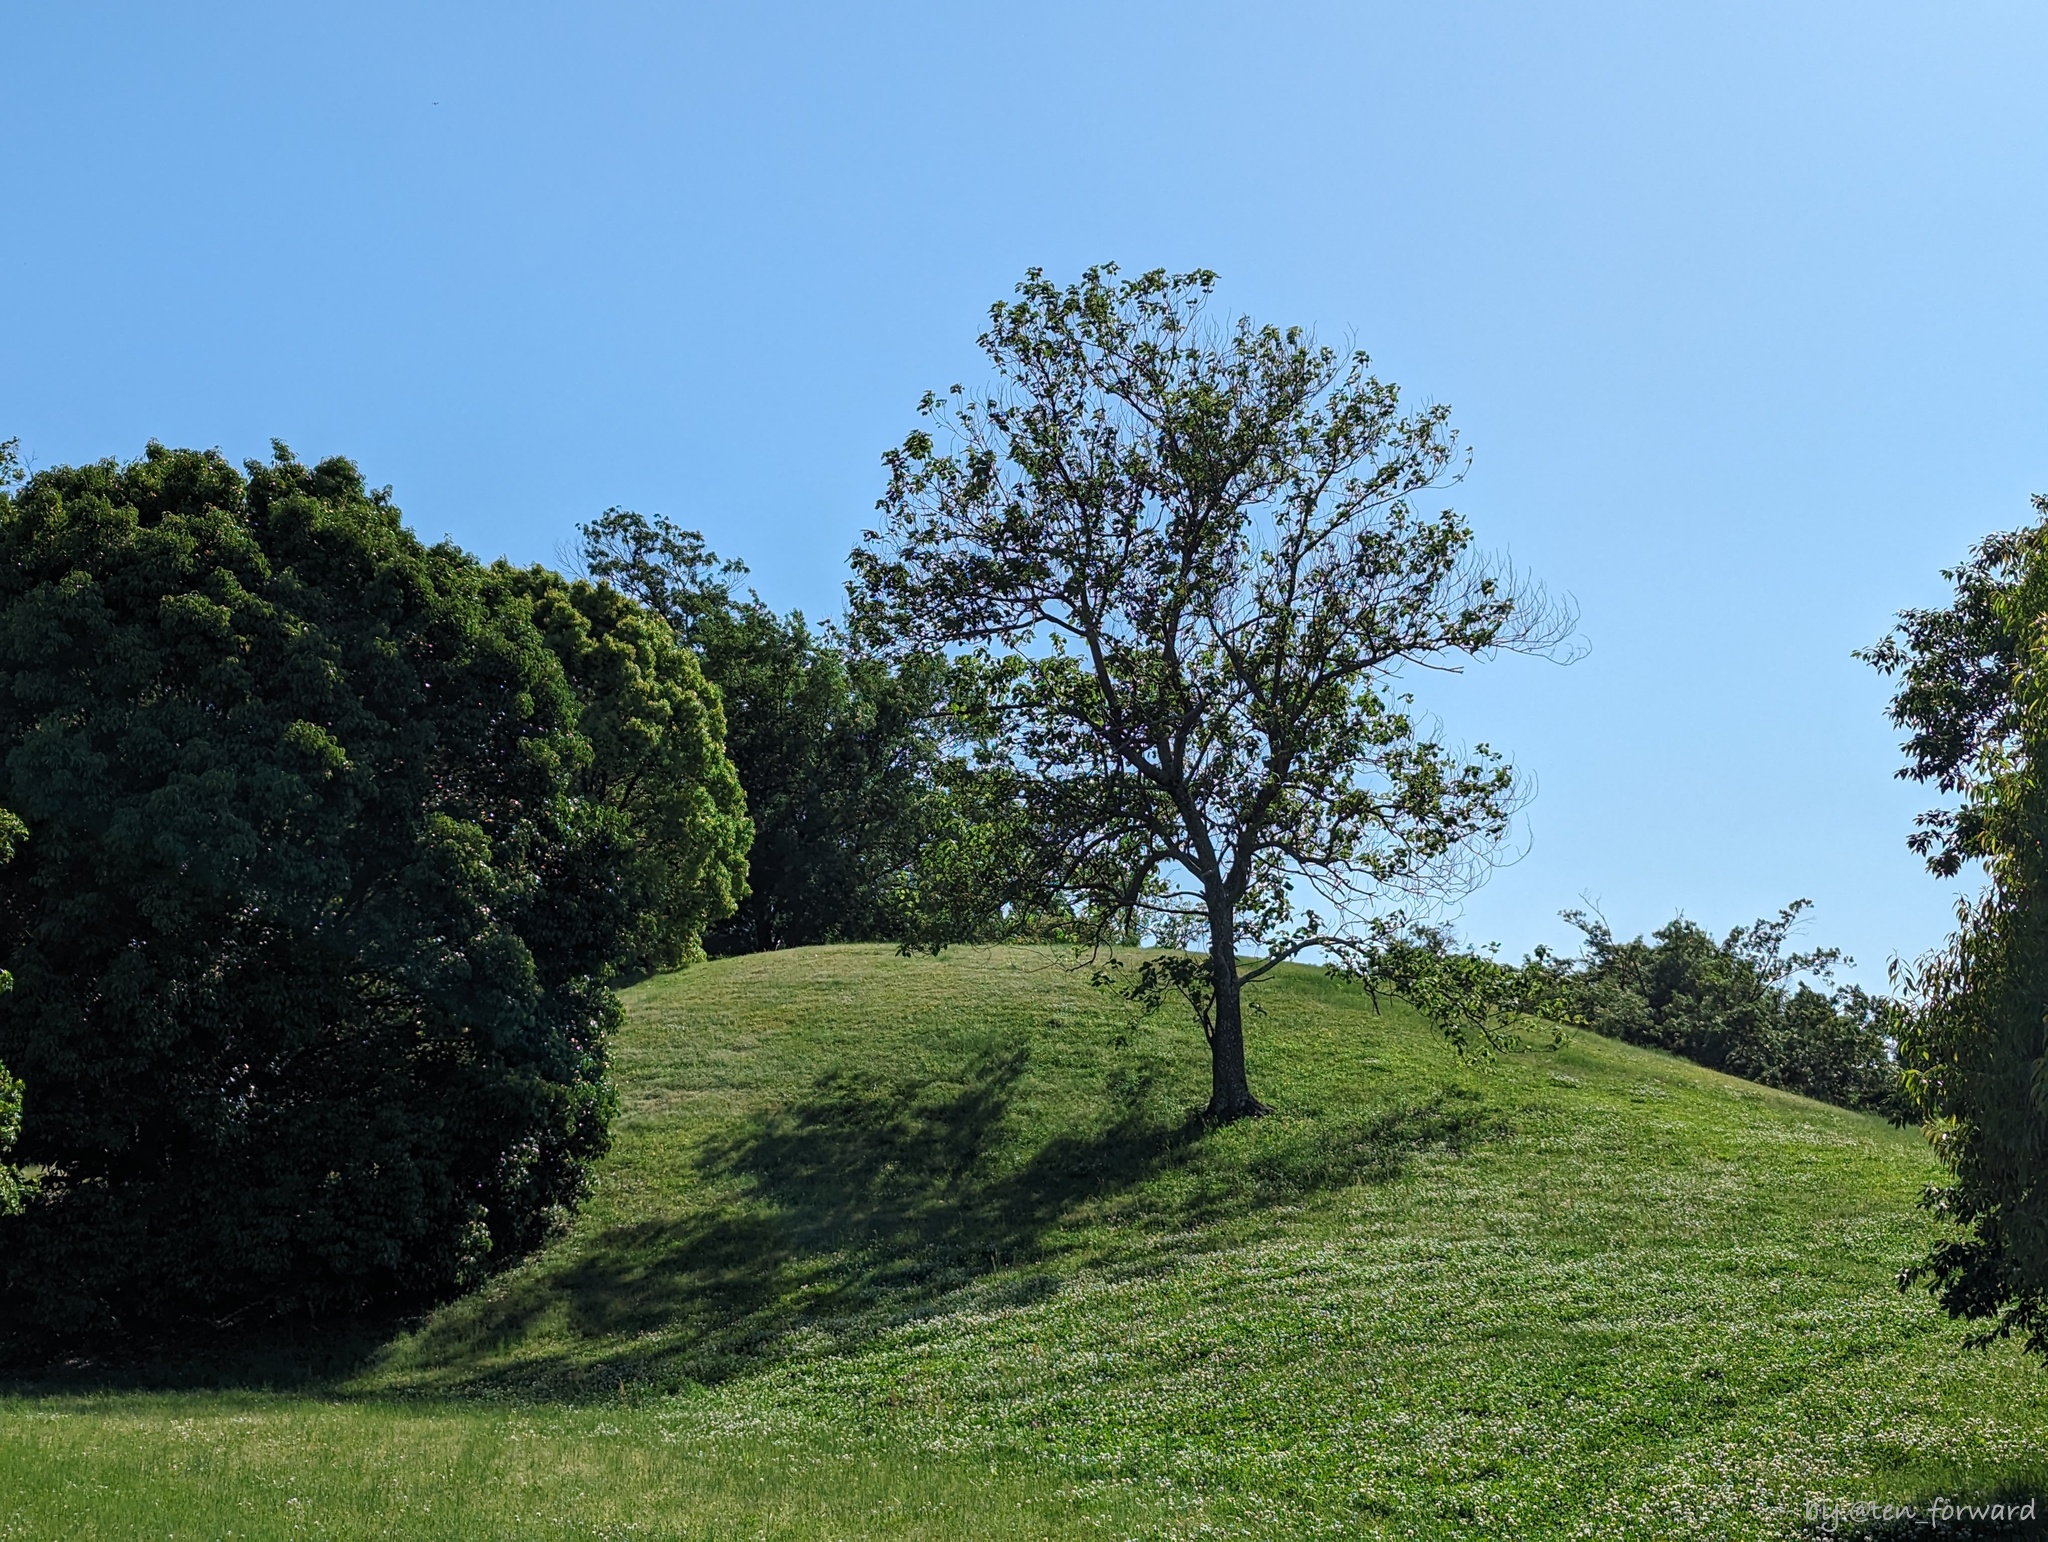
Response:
[6, 944, 2048, 1538]
[382, 951, 1497, 1401]
[392, 1048, 1491, 1396]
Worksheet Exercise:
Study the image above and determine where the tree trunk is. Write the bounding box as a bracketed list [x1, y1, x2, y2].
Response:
[1205, 916, 1268, 1122]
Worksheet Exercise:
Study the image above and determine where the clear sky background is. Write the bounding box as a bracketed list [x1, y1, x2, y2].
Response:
[4, 2, 2044, 982]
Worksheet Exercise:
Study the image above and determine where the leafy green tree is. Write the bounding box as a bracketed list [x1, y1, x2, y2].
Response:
[851, 265, 1573, 1120]
[0, 804, 24, 1218]
[1351, 925, 1574, 1058]
[580, 509, 947, 953]
[0, 1070, 22, 1220]
[497, 566, 751, 969]
[0, 442, 743, 1341]
[1863, 504, 2048, 1350]
[1533, 903, 1904, 1115]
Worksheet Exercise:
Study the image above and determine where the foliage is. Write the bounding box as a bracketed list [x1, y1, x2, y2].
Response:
[1863, 503, 2048, 1352]
[0, 1063, 21, 1221]
[579, 505, 748, 637]
[1347, 923, 1577, 1056]
[851, 264, 1574, 1117]
[0, 803, 23, 1218]
[0, 443, 737, 1341]
[879, 759, 1116, 951]
[1530, 903, 1907, 1116]
[495, 565, 751, 970]
[581, 509, 950, 954]
[0, 451, 23, 1214]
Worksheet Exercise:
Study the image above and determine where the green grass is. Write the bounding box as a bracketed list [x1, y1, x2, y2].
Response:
[0, 1393, 1135, 1540]
[6, 944, 2048, 1538]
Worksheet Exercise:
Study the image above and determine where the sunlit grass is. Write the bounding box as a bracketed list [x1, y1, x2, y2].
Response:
[5, 944, 2048, 1538]
[0, 1392, 1152, 1540]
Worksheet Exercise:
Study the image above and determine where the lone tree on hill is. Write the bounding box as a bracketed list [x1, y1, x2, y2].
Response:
[852, 266, 1575, 1121]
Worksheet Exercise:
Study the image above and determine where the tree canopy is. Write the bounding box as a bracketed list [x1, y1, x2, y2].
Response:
[0, 442, 745, 1341]
[580, 508, 948, 954]
[497, 564, 751, 969]
[1532, 902, 1904, 1116]
[0, 803, 23, 1219]
[852, 266, 1573, 1118]
[1864, 502, 2048, 1352]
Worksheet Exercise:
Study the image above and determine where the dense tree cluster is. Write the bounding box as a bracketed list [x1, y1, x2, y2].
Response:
[0, 443, 746, 1341]
[1865, 505, 2048, 1352]
[495, 564, 752, 969]
[0, 805, 24, 1218]
[1531, 904, 1906, 1116]
[579, 508, 949, 954]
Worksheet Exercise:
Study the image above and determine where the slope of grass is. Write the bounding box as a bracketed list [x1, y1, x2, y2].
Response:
[5, 943, 2048, 1539]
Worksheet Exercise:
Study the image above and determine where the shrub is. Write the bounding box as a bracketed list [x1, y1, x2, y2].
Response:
[495, 566, 751, 970]
[0, 443, 744, 1342]
[1864, 506, 2048, 1351]
[1534, 903, 1907, 1116]
[0, 804, 22, 1217]
[579, 508, 948, 954]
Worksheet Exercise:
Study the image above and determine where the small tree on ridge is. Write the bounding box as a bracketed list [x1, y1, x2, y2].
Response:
[852, 266, 1574, 1120]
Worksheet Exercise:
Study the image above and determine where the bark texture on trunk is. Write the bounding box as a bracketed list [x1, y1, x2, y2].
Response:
[1205, 926, 1268, 1121]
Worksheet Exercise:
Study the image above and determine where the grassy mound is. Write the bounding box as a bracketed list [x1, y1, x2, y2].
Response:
[5, 944, 2047, 1538]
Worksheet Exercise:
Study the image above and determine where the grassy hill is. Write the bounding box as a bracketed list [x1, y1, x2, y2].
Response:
[5, 944, 2048, 1539]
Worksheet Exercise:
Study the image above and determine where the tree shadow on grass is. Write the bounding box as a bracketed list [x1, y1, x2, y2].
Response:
[0, 1312, 415, 1394]
[403, 1046, 1494, 1395]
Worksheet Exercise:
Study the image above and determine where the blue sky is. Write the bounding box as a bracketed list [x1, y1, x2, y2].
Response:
[5, 2, 2044, 981]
